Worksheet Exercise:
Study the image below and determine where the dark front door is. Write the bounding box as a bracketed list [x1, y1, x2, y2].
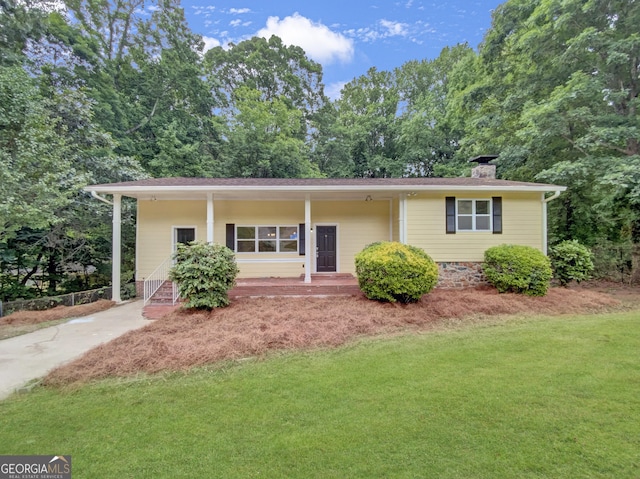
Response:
[175, 228, 196, 245]
[316, 226, 337, 272]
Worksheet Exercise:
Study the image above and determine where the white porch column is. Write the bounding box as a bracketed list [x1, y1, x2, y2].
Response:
[399, 194, 407, 244]
[542, 193, 548, 255]
[207, 192, 214, 243]
[112, 194, 122, 303]
[305, 194, 312, 283]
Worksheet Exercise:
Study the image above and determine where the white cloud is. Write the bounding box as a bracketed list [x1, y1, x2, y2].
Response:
[257, 13, 354, 65]
[192, 5, 215, 15]
[380, 19, 409, 37]
[230, 19, 242, 27]
[202, 36, 221, 52]
[229, 8, 250, 14]
[344, 19, 411, 43]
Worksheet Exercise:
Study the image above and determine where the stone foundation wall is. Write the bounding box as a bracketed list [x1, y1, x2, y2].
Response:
[437, 262, 487, 288]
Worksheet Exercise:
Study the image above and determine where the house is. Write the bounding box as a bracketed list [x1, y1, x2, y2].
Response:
[86, 158, 566, 302]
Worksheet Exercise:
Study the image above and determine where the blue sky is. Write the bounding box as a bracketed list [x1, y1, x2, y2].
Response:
[180, 0, 504, 98]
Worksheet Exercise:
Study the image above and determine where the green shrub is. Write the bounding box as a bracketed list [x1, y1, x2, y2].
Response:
[483, 244, 552, 296]
[549, 240, 594, 286]
[355, 241, 439, 303]
[169, 242, 239, 309]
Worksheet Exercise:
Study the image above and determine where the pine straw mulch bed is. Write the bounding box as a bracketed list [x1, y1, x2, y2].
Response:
[0, 299, 115, 326]
[0, 300, 115, 340]
[43, 286, 626, 387]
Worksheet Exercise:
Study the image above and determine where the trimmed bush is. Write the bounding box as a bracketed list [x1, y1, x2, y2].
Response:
[169, 242, 239, 309]
[483, 244, 552, 296]
[549, 240, 594, 286]
[355, 241, 439, 303]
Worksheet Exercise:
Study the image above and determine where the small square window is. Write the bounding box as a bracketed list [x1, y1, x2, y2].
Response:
[280, 226, 297, 239]
[458, 200, 472, 215]
[280, 240, 298, 252]
[237, 240, 255, 252]
[237, 227, 255, 240]
[258, 226, 276, 240]
[458, 216, 473, 230]
[476, 216, 490, 230]
[476, 200, 490, 215]
[258, 240, 277, 252]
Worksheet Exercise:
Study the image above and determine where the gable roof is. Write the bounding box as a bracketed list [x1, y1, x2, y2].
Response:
[86, 177, 566, 201]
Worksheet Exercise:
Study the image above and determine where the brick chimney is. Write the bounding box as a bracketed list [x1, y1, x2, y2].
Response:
[470, 155, 498, 179]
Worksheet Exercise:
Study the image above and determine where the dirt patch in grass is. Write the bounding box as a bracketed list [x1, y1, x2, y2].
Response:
[43, 286, 623, 387]
[0, 300, 115, 340]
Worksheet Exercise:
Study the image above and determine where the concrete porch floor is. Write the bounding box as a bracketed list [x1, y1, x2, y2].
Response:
[231, 273, 360, 297]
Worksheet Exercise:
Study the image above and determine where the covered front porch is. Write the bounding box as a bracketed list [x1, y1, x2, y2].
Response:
[94, 180, 410, 303]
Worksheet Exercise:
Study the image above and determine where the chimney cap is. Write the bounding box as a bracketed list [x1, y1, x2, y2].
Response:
[469, 154, 499, 164]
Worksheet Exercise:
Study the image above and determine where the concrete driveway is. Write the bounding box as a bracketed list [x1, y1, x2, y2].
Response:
[0, 300, 149, 400]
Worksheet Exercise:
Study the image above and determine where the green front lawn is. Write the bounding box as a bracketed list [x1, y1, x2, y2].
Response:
[1, 311, 638, 478]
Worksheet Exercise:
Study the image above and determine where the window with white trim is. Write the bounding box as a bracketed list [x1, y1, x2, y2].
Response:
[457, 199, 491, 231]
[236, 226, 298, 253]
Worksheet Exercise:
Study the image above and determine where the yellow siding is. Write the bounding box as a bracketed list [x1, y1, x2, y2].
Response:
[137, 199, 392, 279]
[312, 200, 391, 274]
[136, 193, 545, 280]
[137, 200, 207, 280]
[406, 191, 544, 262]
[391, 197, 400, 242]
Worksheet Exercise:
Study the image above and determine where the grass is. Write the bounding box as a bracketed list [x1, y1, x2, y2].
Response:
[0, 317, 71, 340]
[1, 310, 639, 478]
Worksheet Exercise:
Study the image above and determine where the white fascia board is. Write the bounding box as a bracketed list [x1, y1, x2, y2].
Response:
[85, 184, 567, 196]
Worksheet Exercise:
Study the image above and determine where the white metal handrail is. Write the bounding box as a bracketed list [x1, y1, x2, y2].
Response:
[143, 256, 175, 305]
[172, 282, 179, 305]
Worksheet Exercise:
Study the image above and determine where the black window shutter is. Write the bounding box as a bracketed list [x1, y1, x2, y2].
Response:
[492, 197, 502, 234]
[298, 223, 305, 255]
[226, 224, 235, 250]
[446, 197, 456, 234]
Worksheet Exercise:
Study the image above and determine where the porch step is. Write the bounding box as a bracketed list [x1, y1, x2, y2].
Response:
[146, 275, 362, 305]
[147, 281, 176, 304]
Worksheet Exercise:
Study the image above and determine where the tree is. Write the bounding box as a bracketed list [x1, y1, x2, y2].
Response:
[0, 66, 78, 243]
[0, 0, 50, 66]
[205, 35, 327, 129]
[119, 0, 224, 177]
[395, 44, 475, 177]
[205, 35, 330, 177]
[454, 0, 640, 279]
[224, 87, 319, 178]
[334, 67, 400, 177]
